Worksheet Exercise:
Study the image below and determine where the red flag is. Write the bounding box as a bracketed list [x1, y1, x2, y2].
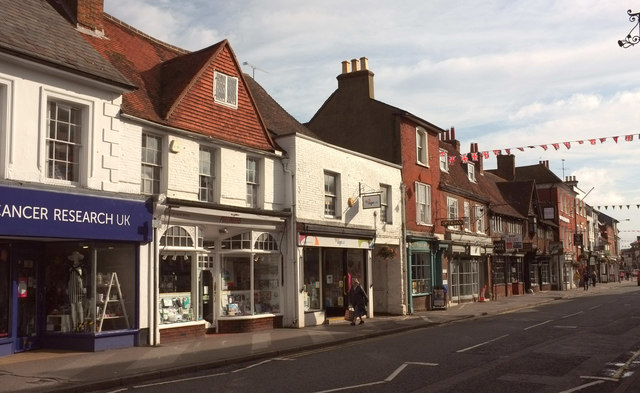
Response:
[493, 150, 501, 156]
[553, 143, 560, 150]
[613, 136, 619, 143]
[440, 151, 446, 156]
[589, 139, 596, 145]
[540, 145, 548, 150]
[563, 142, 571, 149]
[471, 152, 478, 161]
[482, 151, 490, 159]
[449, 156, 456, 164]
[505, 148, 511, 154]
[625, 135, 633, 141]
[599, 138, 607, 143]
[460, 154, 468, 163]
[517, 147, 524, 151]
[578, 140, 584, 144]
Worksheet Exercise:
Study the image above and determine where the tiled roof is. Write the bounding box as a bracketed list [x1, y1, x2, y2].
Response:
[0, 0, 131, 89]
[244, 75, 319, 139]
[84, 14, 276, 152]
[512, 163, 563, 184]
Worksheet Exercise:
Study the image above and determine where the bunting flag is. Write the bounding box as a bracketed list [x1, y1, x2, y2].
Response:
[445, 132, 640, 164]
[440, 151, 446, 156]
[449, 156, 456, 165]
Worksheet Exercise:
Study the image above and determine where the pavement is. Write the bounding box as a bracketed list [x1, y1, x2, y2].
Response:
[0, 280, 638, 393]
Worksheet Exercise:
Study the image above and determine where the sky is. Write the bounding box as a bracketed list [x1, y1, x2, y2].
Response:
[104, 0, 640, 248]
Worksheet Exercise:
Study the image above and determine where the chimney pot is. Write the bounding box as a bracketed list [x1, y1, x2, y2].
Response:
[341, 60, 351, 74]
[351, 58, 360, 72]
[450, 127, 456, 140]
[359, 57, 369, 70]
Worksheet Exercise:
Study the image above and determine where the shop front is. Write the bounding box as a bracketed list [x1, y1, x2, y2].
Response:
[407, 237, 446, 312]
[154, 202, 288, 340]
[298, 224, 374, 327]
[0, 184, 152, 357]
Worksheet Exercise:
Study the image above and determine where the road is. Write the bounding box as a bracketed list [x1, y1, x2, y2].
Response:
[100, 286, 640, 393]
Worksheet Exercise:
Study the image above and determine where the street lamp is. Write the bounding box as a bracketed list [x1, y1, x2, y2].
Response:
[618, 9, 640, 48]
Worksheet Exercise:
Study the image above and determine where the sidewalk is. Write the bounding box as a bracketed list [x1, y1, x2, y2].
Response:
[0, 280, 634, 393]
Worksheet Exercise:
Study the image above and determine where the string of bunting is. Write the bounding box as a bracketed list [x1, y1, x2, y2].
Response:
[595, 205, 640, 210]
[443, 133, 640, 164]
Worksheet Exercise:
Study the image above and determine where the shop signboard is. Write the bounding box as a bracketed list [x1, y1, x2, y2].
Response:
[0, 184, 152, 242]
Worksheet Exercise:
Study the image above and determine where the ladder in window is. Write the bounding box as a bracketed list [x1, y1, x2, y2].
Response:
[97, 272, 130, 332]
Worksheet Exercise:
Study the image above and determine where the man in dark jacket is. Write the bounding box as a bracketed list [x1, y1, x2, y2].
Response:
[348, 278, 368, 325]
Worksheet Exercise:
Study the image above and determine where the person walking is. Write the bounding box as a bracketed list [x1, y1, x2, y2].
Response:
[590, 270, 597, 288]
[582, 270, 589, 291]
[348, 278, 368, 326]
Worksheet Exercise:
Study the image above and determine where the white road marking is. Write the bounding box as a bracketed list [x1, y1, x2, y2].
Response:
[562, 311, 584, 319]
[558, 380, 604, 393]
[554, 325, 578, 329]
[581, 375, 620, 382]
[456, 334, 509, 353]
[134, 372, 229, 388]
[315, 362, 438, 392]
[524, 320, 552, 330]
[588, 305, 601, 310]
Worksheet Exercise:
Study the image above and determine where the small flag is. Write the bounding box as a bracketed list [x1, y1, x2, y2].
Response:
[563, 142, 571, 149]
[541, 145, 548, 150]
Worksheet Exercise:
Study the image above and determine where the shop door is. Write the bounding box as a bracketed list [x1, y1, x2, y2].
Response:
[15, 250, 41, 352]
[199, 270, 214, 324]
[322, 249, 346, 317]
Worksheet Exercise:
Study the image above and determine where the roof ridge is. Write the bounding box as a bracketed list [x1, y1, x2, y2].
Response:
[103, 13, 189, 55]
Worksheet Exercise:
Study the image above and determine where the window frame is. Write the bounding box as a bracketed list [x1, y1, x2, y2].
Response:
[213, 70, 238, 109]
[41, 91, 92, 186]
[467, 163, 476, 182]
[141, 132, 163, 195]
[324, 171, 339, 218]
[447, 197, 459, 230]
[464, 201, 471, 231]
[415, 182, 432, 225]
[199, 146, 216, 203]
[439, 149, 448, 172]
[380, 184, 392, 224]
[474, 205, 485, 234]
[415, 127, 428, 166]
[246, 156, 260, 208]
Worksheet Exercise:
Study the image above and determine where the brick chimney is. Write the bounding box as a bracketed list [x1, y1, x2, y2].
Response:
[61, 0, 104, 33]
[470, 142, 483, 174]
[337, 57, 375, 99]
[496, 154, 516, 181]
[539, 160, 549, 169]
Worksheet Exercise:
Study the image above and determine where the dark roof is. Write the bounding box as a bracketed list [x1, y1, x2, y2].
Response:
[0, 0, 132, 89]
[494, 178, 536, 217]
[244, 74, 319, 138]
[512, 163, 564, 184]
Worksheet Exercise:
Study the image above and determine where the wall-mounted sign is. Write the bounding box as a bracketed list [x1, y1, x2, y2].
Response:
[442, 219, 464, 227]
[543, 207, 555, 220]
[362, 194, 381, 209]
[505, 234, 523, 249]
[0, 184, 152, 242]
[493, 240, 505, 253]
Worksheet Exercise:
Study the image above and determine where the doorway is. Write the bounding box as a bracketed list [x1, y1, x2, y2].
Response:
[14, 246, 42, 352]
[322, 248, 366, 317]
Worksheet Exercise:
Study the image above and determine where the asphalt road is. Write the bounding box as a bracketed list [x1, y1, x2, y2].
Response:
[99, 286, 640, 393]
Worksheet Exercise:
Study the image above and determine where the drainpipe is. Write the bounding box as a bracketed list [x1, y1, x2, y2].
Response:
[281, 156, 299, 327]
[401, 183, 410, 314]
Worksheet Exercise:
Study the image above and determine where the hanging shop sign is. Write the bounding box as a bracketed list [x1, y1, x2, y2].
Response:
[441, 219, 464, 227]
[362, 194, 381, 209]
[0, 184, 152, 242]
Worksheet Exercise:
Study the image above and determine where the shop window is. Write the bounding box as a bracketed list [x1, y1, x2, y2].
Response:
[451, 260, 479, 300]
[303, 248, 321, 311]
[530, 263, 539, 287]
[540, 262, 550, 284]
[160, 226, 193, 247]
[411, 251, 431, 295]
[255, 233, 278, 251]
[221, 254, 280, 316]
[493, 257, 506, 284]
[0, 245, 8, 338]
[222, 233, 251, 250]
[44, 242, 135, 334]
[158, 254, 193, 324]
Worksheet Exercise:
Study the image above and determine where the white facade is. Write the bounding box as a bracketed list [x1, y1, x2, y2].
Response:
[277, 133, 405, 326]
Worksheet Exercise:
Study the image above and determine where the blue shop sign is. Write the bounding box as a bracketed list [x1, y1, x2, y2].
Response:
[0, 185, 152, 242]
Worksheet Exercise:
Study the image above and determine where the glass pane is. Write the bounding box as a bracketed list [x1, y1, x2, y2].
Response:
[253, 254, 280, 314]
[221, 256, 251, 315]
[227, 78, 237, 105]
[303, 248, 321, 311]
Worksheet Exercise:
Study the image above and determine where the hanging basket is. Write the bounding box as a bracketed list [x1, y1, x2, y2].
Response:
[376, 246, 397, 260]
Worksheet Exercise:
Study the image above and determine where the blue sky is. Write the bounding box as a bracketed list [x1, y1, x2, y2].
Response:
[104, 0, 640, 248]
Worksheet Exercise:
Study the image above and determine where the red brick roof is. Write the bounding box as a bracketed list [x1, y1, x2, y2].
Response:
[84, 14, 276, 152]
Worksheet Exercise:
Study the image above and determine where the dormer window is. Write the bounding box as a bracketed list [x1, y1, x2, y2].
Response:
[467, 163, 476, 182]
[439, 149, 448, 172]
[214, 71, 238, 108]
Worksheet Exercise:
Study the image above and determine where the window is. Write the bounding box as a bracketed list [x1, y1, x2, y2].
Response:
[160, 226, 194, 247]
[447, 197, 459, 230]
[492, 215, 504, 234]
[141, 133, 162, 194]
[380, 184, 391, 223]
[46, 101, 82, 182]
[214, 71, 238, 108]
[439, 149, 448, 172]
[416, 182, 432, 225]
[324, 171, 338, 217]
[464, 202, 471, 231]
[416, 127, 427, 165]
[411, 252, 432, 295]
[199, 147, 215, 202]
[303, 248, 321, 311]
[467, 163, 476, 182]
[246, 157, 259, 208]
[474, 205, 485, 233]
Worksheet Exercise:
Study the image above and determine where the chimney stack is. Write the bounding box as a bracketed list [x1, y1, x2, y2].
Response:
[337, 57, 375, 99]
[497, 154, 516, 181]
[62, 0, 104, 33]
